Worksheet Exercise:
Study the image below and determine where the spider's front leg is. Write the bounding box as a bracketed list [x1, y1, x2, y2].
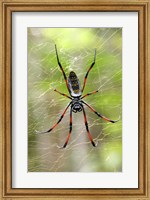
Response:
[35, 102, 71, 134]
[57, 108, 73, 149]
[82, 106, 98, 147]
[82, 100, 119, 123]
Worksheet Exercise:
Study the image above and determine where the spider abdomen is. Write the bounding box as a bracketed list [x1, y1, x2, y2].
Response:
[68, 71, 81, 97]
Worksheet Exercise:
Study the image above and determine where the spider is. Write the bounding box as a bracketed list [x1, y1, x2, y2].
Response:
[36, 45, 119, 148]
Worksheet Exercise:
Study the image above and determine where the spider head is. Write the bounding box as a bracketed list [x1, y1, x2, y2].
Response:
[71, 102, 83, 113]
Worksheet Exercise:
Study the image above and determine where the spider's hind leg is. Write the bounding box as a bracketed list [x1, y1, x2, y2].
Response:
[55, 44, 69, 92]
[82, 49, 96, 93]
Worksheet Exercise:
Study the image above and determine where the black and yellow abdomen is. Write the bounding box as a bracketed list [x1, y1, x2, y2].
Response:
[68, 71, 81, 97]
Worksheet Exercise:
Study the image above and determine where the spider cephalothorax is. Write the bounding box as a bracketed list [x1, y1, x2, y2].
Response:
[71, 98, 83, 113]
[36, 44, 119, 148]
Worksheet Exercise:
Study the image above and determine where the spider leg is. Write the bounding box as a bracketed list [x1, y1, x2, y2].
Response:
[81, 90, 98, 99]
[54, 89, 72, 100]
[57, 108, 72, 149]
[82, 100, 119, 123]
[35, 102, 71, 134]
[55, 44, 69, 91]
[82, 106, 97, 147]
[81, 49, 96, 92]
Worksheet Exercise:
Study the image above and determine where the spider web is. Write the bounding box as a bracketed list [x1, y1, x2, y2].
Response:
[28, 28, 122, 172]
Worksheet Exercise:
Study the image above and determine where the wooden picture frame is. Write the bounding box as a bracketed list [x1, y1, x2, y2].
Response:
[0, 0, 149, 199]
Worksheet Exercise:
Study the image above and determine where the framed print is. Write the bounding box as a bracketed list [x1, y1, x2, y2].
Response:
[0, 0, 150, 199]
[28, 27, 122, 172]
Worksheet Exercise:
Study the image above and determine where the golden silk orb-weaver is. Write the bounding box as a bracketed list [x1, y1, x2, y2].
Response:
[36, 45, 119, 148]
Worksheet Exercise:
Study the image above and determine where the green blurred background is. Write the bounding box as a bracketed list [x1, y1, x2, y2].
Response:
[28, 28, 122, 172]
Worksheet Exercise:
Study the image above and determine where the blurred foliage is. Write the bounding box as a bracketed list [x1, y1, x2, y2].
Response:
[28, 28, 122, 172]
